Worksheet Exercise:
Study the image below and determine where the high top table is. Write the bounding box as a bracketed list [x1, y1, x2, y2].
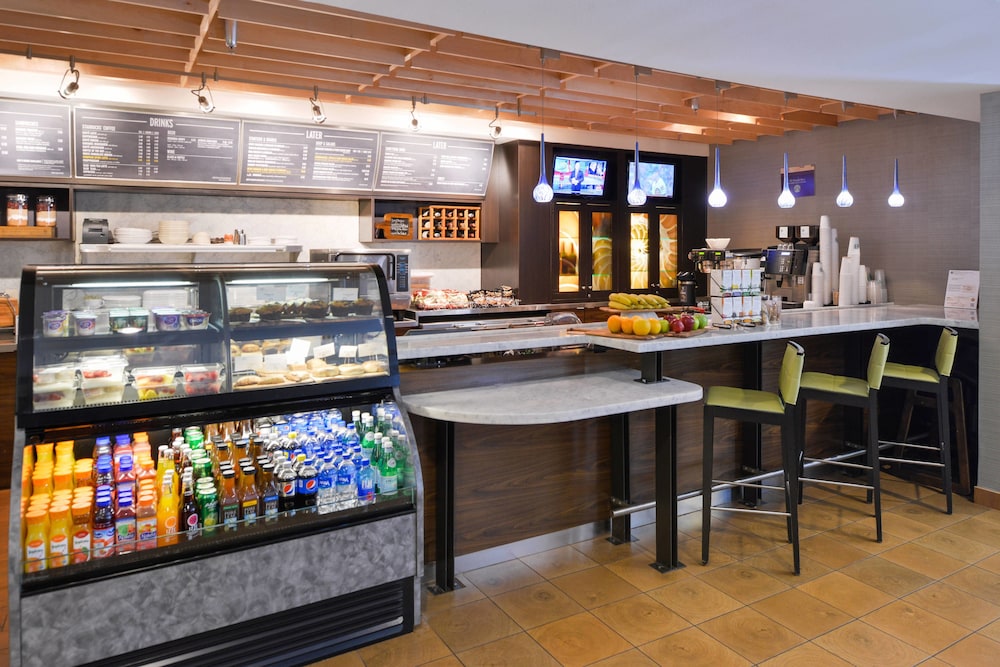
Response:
[401, 369, 703, 592]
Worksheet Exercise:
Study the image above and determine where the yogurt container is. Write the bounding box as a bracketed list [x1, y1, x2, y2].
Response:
[182, 309, 210, 330]
[72, 311, 97, 336]
[42, 311, 69, 337]
[153, 308, 182, 332]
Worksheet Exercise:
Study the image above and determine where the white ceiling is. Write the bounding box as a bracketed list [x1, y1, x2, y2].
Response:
[319, 0, 1000, 123]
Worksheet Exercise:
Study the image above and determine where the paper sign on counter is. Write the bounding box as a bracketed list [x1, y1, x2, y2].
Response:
[338, 344, 358, 360]
[332, 287, 359, 302]
[286, 338, 311, 366]
[944, 270, 979, 309]
[313, 342, 337, 360]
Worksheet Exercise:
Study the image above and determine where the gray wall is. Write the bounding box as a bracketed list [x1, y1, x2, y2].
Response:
[979, 93, 1000, 496]
[709, 113, 980, 305]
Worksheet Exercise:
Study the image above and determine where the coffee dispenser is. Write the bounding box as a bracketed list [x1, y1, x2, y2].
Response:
[762, 225, 819, 307]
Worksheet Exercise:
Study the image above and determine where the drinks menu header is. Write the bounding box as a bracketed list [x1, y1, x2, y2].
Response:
[0, 101, 71, 178]
[74, 108, 239, 183]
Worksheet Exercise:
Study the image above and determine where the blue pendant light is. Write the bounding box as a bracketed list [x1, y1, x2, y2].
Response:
[708, 146, 727, 208]
[626, 68, 647, 206]
[887, 158, 904, 207]
[532, 51, 553, 203]
[777, 152, 795, 208]
[836, 154, 854, 207]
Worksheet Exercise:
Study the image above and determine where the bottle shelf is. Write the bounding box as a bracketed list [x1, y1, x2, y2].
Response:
[416, 205, 480, 241]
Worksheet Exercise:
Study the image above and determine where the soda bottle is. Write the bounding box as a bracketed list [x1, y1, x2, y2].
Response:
[357, 457, 375, 505]
[23, 509, 49, 572]
[239, 466, 259, 524]
[277, 461, 297, 514]
[361, 426, 379, 462]
[378, 437, 398, 497]
[70, 500, 92, 563]
[198, 482, 219, 533]
[157, 470, 179, 546]
[296, 457, 319, 510]
[135, 491, 158, 551]
[316, 453, 337, 514]
[259, 462, 279, 521]
[219, 468, 240, 530]
[114, 493, 136, 555]
[180, 473, 200, 540]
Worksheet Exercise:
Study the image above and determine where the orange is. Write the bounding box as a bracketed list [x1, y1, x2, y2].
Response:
[632, 317, 652, 336]
[620, 316, 634, 335]
[607, 315, 622, 333]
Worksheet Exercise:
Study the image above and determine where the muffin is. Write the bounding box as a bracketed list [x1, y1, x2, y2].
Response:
[330, 300, 352, 317]
[352, 298, 375, 315]
[257, 302, 284, 321]
[228, 306, 252, 323]
[283, 300, 305, 318]
[303, 299, 329, 319]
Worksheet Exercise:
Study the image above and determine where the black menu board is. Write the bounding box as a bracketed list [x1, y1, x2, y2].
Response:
[375, 133, 493, 195]
[0, 100, 71, 178]
[74, 108, 239, 183]
[240, 122, 378, 189]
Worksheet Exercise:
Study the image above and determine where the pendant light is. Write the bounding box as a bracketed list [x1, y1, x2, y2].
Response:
[488, 107, 502, 138]
[835, 155, 854, 207]
[707, 83, 727, 208]
[191, 72, 214, 114]
[626, 67, 647, 207]
[532, 50, 554, 204]
[777, 152, 795, 208]
[408, 97, 421, 132]
[888, 158, 904, 207]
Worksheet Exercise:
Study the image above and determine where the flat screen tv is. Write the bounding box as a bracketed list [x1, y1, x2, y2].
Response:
[627, 161, 675, 198]
[552, 156, 608, 196]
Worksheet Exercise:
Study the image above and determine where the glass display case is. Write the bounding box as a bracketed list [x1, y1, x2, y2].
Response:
[10, 263, 423, 667]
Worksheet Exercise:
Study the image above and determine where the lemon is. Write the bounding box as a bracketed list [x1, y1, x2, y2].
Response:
[648, 318, 661, 335]
[632, 317, 652, 336]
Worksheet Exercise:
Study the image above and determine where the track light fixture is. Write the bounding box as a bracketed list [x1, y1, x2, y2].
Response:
[58, 56, 80, 99]
[409, 97, 421, 131]
[309, 85, 326, 124]
[191, 72, 214, 113]
[488, 107, 502, 138]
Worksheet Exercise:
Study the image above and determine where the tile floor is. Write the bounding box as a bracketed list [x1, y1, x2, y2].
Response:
[5, 478, 1000, 666]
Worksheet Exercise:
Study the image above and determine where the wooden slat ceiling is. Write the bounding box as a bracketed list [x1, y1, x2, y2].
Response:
[0, 0, 898, 145]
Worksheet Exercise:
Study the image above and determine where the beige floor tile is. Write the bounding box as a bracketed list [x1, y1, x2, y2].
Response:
[934, 633, 1000, 666]
[356, 622, 453, 667]
[638, 626, 751, 666]
[646, 577, 743, 625]
[587, 648, 659, 666]
[528, 612, 632, 667]
[913, 528, 998, 564]
[678, 535, 736, 573]
[421, 576, 486, 619]
[550, 566, 641, 610]
[463, 559, 544, 597]
[570, 534, 651, 565]
[308, 652, 366, 667]
[881, 510, 940, 541]
[591, 593, 690, 645]
[840, 556, 934, 597]
[891, 500, 969, 529]
[519, 545, 598, 579]
[426, 598, 521, 653]
[944, 515, 1000, 549]
[696, 562, 789, 604]
[904, 582, 1000, 631]
[944, 565, 1000, 606]
[975, 552, 1000, 574]
[825, 518, 903, 554]
[798, 532, 872, 569]
[879, 542, 968, 580]
[812, 620, 929, 666]
[796, 571, 895, 617]
[757, 641, 853, 666]
[699, 607, 804, 664]
[742, 545, 832, 584]
[420, 658, 463, 667]
[798, 497, 875, 533]
[980, 618, 1000, 642]
[455, 632, 561, 667]
[605, 552, 691, 592]
[862, 600, 970, 654]
[752, 589, 852, 639]
[491, 581, 584, 630]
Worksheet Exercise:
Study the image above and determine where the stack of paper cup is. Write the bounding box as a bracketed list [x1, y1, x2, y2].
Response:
[819, 216, 833, 305]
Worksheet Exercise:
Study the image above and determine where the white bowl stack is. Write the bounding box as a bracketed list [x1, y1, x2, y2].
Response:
[158, 220, 190, 245]
[113, 227, 153, 245]
[705, 237, 731, 250]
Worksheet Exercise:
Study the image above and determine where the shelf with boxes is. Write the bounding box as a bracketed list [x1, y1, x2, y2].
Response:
[415, 205, 480, 241]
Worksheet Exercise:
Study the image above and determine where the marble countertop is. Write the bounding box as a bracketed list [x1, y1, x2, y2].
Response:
[395, 304, 979, 360]
[401, 369, 703, 425]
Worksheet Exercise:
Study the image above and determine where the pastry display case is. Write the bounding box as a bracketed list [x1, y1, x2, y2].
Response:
[9, 263, 423, 667]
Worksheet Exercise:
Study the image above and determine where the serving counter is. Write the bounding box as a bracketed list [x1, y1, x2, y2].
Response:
[396, 304, 979, 581]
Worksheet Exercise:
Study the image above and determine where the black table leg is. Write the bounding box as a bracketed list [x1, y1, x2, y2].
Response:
[609, 413, 632, 544]
[740, 341, 764, 506]
[651, 404, 683, 572]
[428, 419, 460, 594]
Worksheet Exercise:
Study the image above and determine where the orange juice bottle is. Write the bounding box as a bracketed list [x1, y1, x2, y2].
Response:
[23, 509, 49, 572]
[157, 470, 179, 546]
[47, 505, 72, 568]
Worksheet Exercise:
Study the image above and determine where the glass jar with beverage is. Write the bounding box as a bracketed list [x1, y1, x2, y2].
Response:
[35, 195, 57, 227]
[6, 193, 28, 226]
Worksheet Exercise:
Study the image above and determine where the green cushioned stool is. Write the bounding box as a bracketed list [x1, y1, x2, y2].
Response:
[798, 333, 890, 543]
[702, 341, 805, 575]
[879, 327, 959, 514]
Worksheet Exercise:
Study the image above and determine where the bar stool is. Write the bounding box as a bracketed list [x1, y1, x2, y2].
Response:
[879, 327, 959, 514]
[702, 341, 805, 574]
[798, 333, 890, 543]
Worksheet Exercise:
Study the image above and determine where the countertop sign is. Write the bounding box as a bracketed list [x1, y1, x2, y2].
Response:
[241, 122, 378, 189]
[74, 108, 239, 183]
[0, 100, 71, 178]
[375, 132, 493, 195]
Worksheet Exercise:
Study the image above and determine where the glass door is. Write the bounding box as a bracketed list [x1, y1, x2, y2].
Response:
[555, 204, 613, 298]
[628, 209, 679, 294]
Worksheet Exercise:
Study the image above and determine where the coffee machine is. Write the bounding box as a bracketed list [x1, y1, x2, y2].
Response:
[762, 225, 819, 307]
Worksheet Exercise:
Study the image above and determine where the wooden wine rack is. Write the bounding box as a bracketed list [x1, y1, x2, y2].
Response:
[416, 205, 481, 241]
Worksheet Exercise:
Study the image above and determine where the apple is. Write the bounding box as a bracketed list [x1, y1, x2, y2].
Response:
[681, 314, 695, 332]
[670, 318, 685, 333]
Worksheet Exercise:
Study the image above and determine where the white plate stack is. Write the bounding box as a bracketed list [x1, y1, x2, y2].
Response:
[113, 227, 153, 245]
[158, 220, 190, 245]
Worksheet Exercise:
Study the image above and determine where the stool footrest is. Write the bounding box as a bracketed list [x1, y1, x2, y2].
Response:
[879, 440, 941, 453]
[712, 479, 784, 492]
[803, 457, 873, 472]
[711, 506, 791, 518]
[880, 456, 945, 468]
[801, 477, 874, 492]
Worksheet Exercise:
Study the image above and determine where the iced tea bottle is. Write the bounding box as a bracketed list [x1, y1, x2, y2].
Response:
[239, 466, 259, 524]
[220, 469, 239, 530]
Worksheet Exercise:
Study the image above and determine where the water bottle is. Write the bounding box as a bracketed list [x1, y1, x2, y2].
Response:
[316, 453, 337, 513]
[335, 454, 357, 509]
[341, 423, 360, 453]
[357, 457, 375, 505]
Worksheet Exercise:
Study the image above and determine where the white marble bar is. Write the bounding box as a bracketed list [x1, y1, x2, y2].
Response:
[402, 369, 703, 425]
[395, 304, 978, 360]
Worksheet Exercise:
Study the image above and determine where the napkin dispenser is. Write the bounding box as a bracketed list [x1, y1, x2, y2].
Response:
[82, 218, 110, 244]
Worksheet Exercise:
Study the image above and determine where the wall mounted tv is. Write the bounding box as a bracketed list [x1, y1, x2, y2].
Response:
[627, 161, 676, 198]
[552, 156, 608, 196]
